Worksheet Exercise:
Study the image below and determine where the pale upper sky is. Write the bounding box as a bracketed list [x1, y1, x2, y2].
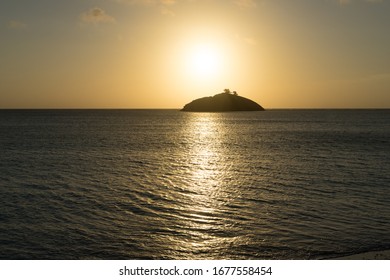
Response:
[1, 0, 389, 108]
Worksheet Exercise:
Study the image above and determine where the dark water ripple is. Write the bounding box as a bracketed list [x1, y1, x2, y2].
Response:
[0, 109, 389, 259]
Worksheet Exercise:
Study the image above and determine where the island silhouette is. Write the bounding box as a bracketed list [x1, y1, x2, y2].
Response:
[181, 89, 265, 112]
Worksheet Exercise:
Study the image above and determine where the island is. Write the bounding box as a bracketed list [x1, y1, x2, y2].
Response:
[181, 89, 265, 112]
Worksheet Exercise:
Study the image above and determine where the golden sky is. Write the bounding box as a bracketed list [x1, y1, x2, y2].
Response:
[1, 0, 390, 108]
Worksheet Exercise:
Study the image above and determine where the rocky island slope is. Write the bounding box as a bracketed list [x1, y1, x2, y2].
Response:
[181, 90, 264, 112]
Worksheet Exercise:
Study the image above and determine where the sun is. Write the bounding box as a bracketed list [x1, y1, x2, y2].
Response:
[188, 44, 222, 79]
[173, 37, 233, 91]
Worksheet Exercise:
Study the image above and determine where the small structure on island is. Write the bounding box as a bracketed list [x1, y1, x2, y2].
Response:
[181, 89, 265, 112]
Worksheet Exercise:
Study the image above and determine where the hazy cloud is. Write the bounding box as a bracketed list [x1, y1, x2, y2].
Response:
[327, 73, 390, 89]
[110, 0, 383, 7]
[244, 37, 257, 46]
[337, 0, 383, 4]
[7, 20, 27, 30]
[160, 0, 176, 5]
[236, 34, 258, 46]
[110, 0, 176, 5]
[110, 0, 177, 15]
[364, 73, 390, 82]
[161, 6, 176, 16]
[111, 0, 178, 16]
[80, 7, 116, 24]
[109, 0, 263, 13]
[233, 0, 258, 9]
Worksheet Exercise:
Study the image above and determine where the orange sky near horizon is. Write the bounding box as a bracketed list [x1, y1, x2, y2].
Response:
[1, 0, 390, 109]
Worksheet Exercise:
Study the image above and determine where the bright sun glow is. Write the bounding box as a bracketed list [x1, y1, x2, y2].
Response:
[188, 44, 222, 79]
[175, 37, 234, 93]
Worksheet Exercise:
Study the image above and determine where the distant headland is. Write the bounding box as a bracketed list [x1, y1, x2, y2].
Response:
[181, 89, 265, 112]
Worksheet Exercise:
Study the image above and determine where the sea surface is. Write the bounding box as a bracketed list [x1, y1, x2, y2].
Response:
[0, 109, 389, 259]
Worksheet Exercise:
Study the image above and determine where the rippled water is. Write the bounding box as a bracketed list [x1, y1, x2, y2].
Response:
[0, 109, 389, 259]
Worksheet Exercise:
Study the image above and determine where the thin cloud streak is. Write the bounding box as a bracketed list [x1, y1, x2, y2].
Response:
[7, 20, 27, 30]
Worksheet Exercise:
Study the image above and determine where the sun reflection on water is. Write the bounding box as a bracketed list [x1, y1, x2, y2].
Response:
[164, 113, 248, 259]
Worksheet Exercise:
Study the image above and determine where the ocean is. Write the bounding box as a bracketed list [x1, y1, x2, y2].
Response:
[0, 109, 389, 259]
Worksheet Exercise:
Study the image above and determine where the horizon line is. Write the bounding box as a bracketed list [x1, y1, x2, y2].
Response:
[1, 107, 390, 110]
